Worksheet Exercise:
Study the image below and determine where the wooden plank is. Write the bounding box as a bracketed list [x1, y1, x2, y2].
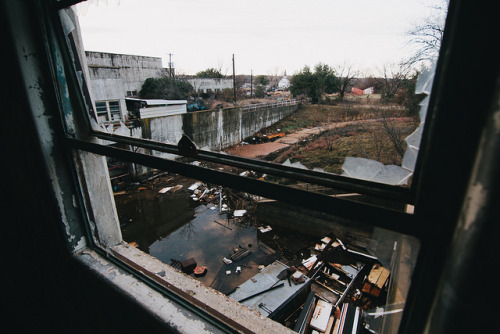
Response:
[367, 264, 390, 289]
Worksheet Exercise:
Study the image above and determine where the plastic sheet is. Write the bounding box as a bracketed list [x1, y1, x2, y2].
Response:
[342, 158, 412, 185]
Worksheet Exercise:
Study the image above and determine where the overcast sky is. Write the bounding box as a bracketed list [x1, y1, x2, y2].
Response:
[75, 0, 440, 76]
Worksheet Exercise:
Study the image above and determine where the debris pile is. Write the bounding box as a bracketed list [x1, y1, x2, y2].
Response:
[227, 233, 393, 333]
[113, 170, 398, 333]
[242, 132, 286, 144]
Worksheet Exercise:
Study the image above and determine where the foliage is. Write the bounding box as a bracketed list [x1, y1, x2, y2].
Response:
[139, 77, 193, 100]
[396, 72, 427, 116]
[255, 75, 269, 86]
[196, 68, 225, 78]
[254, 85, 266, 98]
[290, 63, 340, 103]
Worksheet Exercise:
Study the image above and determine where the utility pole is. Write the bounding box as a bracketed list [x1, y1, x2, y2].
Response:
[168, 53, 174, 79]
[232, 54, 236, 103]
[251, 69, 253, 98]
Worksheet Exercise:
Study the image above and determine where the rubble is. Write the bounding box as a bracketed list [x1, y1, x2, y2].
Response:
[114, 171, 396, 332]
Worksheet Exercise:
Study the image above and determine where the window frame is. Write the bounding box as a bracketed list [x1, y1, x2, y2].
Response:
[94, 99, 122, 123]
[39, 0, 494, 333]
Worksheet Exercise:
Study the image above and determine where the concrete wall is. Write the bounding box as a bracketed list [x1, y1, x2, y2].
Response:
[86, 51, 165, 95]
[255, 195, 406, 240]
[141, 104, 298, 151]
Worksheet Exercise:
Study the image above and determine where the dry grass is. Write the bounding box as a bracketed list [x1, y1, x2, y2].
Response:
[263, 103, 419, 174]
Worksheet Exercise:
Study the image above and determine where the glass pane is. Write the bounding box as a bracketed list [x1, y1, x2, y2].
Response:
[70, 0, 448, 189]
[95, 101, 107, 114]
[109, 101, 121, 121]
[95, 101, 108, 122]
[107, 161, 420, 333]
[109, 100, 120, 113]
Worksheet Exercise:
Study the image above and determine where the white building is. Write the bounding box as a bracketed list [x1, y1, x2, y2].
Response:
[85, 51, 167, 123]
[277, 75, 290, 90]
[185, 77, 233, 94]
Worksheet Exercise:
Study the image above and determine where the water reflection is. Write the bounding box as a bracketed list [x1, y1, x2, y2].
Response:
[149, 206, 261, 290]
[115, 177, 281, 293]
[113, 173, 419, 332]
[117, 181, 197, 252]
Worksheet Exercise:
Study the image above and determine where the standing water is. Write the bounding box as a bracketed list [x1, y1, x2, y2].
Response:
[115, 173, 280, 293]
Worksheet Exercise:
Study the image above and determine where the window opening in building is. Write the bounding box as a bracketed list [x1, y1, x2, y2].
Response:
[56, 0, 449, 332]
[109, 100, 121, 121]
[95, 100, 122, 123]
[74, 0, 448, 190]
[95, 101, 108, 122]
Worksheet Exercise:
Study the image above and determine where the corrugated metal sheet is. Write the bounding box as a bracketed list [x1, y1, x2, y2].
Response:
[127, 98, 187, 119]
[139, 105, 187, 119]
[126, 97, 187, 106]
[228, 261, 310, 318]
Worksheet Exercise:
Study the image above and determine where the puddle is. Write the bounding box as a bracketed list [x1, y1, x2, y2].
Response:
[115, 176, 281, 293]
[149, 206, 266, 292]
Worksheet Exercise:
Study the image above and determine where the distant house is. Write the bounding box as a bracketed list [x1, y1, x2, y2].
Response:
[277, 75, 290, 90]
[85, 51, 169, 124]
[352, 87, 375, 96]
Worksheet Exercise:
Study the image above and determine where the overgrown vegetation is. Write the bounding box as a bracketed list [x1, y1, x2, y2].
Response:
[289, 63, 340, 103]
[260, 102, 420, 175]
[196, 67, 225, 78]
[140, 77, 193, 100]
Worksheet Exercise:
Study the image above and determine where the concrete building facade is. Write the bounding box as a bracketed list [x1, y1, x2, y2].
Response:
[85, 51, 167, 123]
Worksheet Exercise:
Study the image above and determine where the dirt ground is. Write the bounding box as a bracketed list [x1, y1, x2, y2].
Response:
[225, 142, 289, 158]
[224, 117, 414, 159]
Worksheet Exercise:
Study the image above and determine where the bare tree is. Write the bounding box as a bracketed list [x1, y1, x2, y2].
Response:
[406, 1, 448, 67]
[323, 125, 339, 152]
[379, 62, 412, 101]
[380, 110, 406, 158]
[336, 63, 358, 101]
[370, 129, 385, 161]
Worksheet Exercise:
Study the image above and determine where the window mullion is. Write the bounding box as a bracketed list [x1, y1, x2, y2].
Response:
[89, 130, 414, 204]
[67, 137, 421, 237]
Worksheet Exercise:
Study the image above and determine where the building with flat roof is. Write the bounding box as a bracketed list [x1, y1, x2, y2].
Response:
[85, 51, 169, 124]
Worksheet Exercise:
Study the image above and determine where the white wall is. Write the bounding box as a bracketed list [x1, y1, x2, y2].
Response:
[186, 78, 233, 93]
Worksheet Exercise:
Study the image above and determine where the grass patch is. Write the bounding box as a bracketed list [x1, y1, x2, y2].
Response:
[270, 119, 418, 174]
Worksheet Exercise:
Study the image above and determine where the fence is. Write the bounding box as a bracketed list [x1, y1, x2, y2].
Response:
[240, 99, 299, 112]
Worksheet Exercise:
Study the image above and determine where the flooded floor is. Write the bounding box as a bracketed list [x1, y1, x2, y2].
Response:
[112, 168, 418, 332]
[114, 173, 311, 294]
